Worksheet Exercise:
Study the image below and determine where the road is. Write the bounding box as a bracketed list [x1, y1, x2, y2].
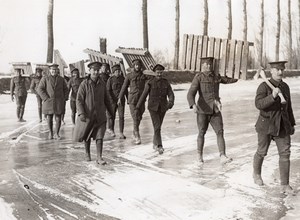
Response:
[0, 78, 300, 220]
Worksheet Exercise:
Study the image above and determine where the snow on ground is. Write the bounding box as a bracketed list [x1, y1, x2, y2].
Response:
[0, 198, 17, 220]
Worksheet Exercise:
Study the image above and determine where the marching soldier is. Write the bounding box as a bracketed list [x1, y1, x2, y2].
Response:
[253, 61, 296, 195]
[37, 64, 69, 139]
[68, 68, 83, 124]
[136, 64, 174, 154]
[106, 64, 127, 139]
[99, 63, 110, 83]
[118, 59, 148, 144]
[10, 68, 28, 122]
[73, 61, 113, 165]
[187, 57, 238, 165]
[30, 67, 43, 122]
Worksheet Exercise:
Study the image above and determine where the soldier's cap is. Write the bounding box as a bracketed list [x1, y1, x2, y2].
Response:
[153, 64, 165, 71]
[35, 67, 43, 72]
[87, 61, 102, 69]
[48, 63, 59, 69]
[112, 64, 121, 73]
[102, 63, 110, 68]
[132, 59, 142, 65]
[71, 68, 79, 73]
[200, 57, 214, 65]
[269, 61, 287, 69]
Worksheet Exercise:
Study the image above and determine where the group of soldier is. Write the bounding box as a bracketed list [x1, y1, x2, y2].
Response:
[10, 56, 296, 195]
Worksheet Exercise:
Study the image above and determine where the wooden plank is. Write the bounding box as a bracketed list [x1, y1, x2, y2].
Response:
[201, 35, 209, 58]
[227, 39, 236, 78]
[83, 48, 122, 63]
[196, 36, 203, 71]
[190, 35, 199, 71]
[115, 47, 148, 56]
[208, 37, 215, 57]
[234, 41, 243, 79]
[214, 38, 222, 75]
[219, 39, 228, 76]
[181, 34, 188, 70]
[186, 34, 194, 70]
[241, 42, 249, 80]
[119, 60, 126, 76]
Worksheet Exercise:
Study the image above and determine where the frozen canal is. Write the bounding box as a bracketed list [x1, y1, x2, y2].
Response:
[0, 78, 300, 220]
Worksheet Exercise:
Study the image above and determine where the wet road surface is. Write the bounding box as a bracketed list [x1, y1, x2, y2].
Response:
[0, 79, 300, 220]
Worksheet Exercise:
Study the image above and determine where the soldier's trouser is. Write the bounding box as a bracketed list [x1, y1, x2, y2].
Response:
[47, 114, 62, 135]
[36, 96, 42, 120]
[196, 112, 226, 156]
[129, 104, 145, 133]
[255, 133, 291, 185]
[15, 95, 27, 119]
[108, 103, 125, 133]
[149, 108, 166, 146]
[70, 100, 76, 124]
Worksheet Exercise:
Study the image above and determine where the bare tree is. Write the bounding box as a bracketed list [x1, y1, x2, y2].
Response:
[275, 0, 281, 61]
[227, 0, 232, 39]
[287, 0, 292, 68]
[258, 0, 264, 66]
[203, 0, 208, 35]
[142, 0, 149, 49]
[47, 0, 54, 63]
[174, 0, 180, 69]
[243, 0, 247, 41]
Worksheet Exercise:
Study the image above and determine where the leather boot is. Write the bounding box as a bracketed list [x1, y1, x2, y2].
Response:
[19, 106, 26, 122]
[84, 140, 91, 161]
[47, 115, 54, 139]
[119, 117, 126, 139]
[279, 155, 290, 186]
[96, 139, 107, 165]
[197, 136, 205, 164]
[71, 113, 76, 125]
[253, 153, 264, 186]
[134, 130, 141, 145]
[16, 106, 21, 121]
[38, 107, 42, 122]
[54, 115, 62, 140]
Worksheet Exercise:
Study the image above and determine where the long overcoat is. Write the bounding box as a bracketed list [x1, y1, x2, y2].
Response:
[73, 77, 112, 142]
[37, 75, 69, 115]
[255, 78, 295, 136]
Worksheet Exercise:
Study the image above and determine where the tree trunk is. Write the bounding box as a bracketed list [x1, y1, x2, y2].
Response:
[174, 0, 180, 70]
[99, 38, 107, 54]
[275, 0, 281, 61]
[227, 0, 232, 40]
[203, 0, 208, 35]
[259, 0, 264, 66]
[142, 0, 149, 49]
[288, 0, 292, 68]
[47, 0, 54, 63]
[242, 0, 247, 41]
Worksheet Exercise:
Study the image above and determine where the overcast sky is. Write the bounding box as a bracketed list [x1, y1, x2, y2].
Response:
[0, 0, 299, 72]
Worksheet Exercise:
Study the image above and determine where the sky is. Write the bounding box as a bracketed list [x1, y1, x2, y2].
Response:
[0, 0, 299, 73]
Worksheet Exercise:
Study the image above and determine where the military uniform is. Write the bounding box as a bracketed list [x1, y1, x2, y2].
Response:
[118, 60, 148, 144]
[10, 73, 28, 121]
[187, 57, 237, 163]
[68, 75, 83, 124]
[137, 75, 174, 152]
[30, 74, 43, 121]
[253, 62, 295, 191]
[106, 70, 127, 138]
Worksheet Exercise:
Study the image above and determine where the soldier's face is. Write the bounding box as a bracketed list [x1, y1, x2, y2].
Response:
[16, 70, 22, 76]
[114, 69, 121, 77]
[271, 68, 284, 81]
[155, 69, 163, 78]
[37, 71, 42, 77]
[50, 68, 58, 76]
[134, 63, 141, 71]
[72, 71, 79, 78]
[90, 68, 99, 80]
[201, 63, 213, 72]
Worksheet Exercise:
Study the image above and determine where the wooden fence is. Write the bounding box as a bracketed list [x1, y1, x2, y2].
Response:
[181, 35, 253, 79]
[83, 48, 126, 75]
[10, 62, 33, 76]
[54, 49, 68, 76]
[115, 47, 156, 71]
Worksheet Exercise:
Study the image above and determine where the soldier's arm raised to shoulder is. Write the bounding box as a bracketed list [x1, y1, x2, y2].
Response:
[136, 81, 150, 109]
[187, 75, 200, 108]
[255, 82, 276, 110]
[37, 77, 49, 101]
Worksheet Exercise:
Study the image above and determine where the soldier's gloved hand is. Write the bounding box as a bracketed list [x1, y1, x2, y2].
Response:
[192, 104, 199, 114]
[272, 88, 280, 98]
[291, 126, 295, 135]
[79, 114, 87, 122]
[11, 95, 14, 102]
[167, 102, 174, 109]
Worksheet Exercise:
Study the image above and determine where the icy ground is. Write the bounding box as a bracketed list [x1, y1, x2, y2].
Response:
[0, 77, 300, 220]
